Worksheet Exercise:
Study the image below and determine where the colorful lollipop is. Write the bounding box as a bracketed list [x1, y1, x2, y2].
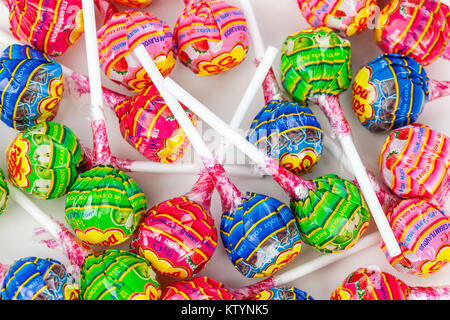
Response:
[331, 267, 450, 300]
[298, 0, 378, 36]
[80, 250, 161, 300]
[374, 0, 450, 66]
[252, 286, 314, 300]
[0, 169, 9, 216]
[161, 276, 234, 300]
[112, 0, 151, 7]
[352, 53, 450, 133]
[173, 0, 250, 76]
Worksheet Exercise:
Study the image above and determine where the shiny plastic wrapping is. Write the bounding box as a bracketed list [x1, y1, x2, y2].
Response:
[112, 0, 152, 8]
[0, 257, 79, 300]
[252, 287, 314, 300]
[379, 124, 449, 208]
[173, 0, 250, 76]
[5, 0, 84, 56]
[161, 276, 233, 300]
[6, 122, 85, 200]
[65, 165, 147, 247]
[114, 84, 197, 163]
[80, 250, 161, 300]
[0, 44, 64, 130]
[290, 174, 370, 253]
[0, 168, 9, 216]
[352, 54, 429, 133]
[247, 100, 323, 176]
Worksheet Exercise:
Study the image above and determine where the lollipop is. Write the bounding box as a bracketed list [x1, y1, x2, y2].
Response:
[298, 0, 378, 36]
[331, 267, 450, 300]
[352, 53, 450, 133]
[0, 257, 79, 300]
[161, 276, 234, 300]
[0, 44, 64, 130]
[252, 286, 314, 300]
[112, 0, 151, 7]
[173, 0, 250, 76]
[80, 250, 161, 300]
[374, 0, 450, 66]
[379, 124, 449, 208]
[6, 121, 85, 200]
[0, 169, 9, 216]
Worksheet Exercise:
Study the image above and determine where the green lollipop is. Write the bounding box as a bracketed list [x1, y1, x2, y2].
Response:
[0, 168, 9, 216]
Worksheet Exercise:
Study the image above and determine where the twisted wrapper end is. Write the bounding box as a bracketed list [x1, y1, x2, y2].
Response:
[229, 277, 277, 300]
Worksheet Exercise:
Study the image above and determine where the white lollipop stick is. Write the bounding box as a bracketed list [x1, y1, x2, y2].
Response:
[239, 0, 265, 60]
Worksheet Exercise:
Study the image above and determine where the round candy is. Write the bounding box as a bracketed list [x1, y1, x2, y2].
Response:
[0, 168, 9, 217]
[381, 198, 450, 276]
[220, 192, 302, 278]
[375, 0, 450, 66]
[5, 0, 84, 56]
[379, 124, 449, 207]
[65, 165, 147, 247]
[330, 268, 409, 300]
[6, 121, 85, 200]
[252, 287, 314, 300]
[112, 0, 151, 7]
[173, 0, 250, 76]
[97, 10, 176, 92]
[131, 196, 217, 279]
[280, 27, 352, 104]
[161, 276, 233, 300]
[80, 250, 161, 300]
[0, 44, 64, 130]
[291, 174, 370, 253]
[298, 0, 378, 36]
[246, 100, 323, 176]
[1, 257, 79, 300]
[352, 54, 429, 133]
[114, 84, 197, 163]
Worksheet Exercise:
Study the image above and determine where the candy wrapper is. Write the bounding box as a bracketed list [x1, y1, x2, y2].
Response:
[114, 84, 197, 163]
[247, 100, 323, 175]
[4, 0, 84, 57]
[97, 10, 176, 92]
[65, 165, 147, 247]
[252, 287, 314, 300]
[0, 168, 9, 217]
[6, 122, 85, 200]
[379, 124, 449, 208]
[374, 0, 450, 66]
[298, 0, 378, 36]
[80, 250, 161, 300]
[381, 198, 450, 276]
[1, 257, 79, 300]
[173, 0, 250, 76]
[161, 276, 234, 300]
[0, 44, 64, 130]
[112, 0, 151, 7]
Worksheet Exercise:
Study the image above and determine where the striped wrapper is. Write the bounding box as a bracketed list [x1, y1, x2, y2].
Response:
[252, 286, 314, 300]
[352, 53, 429, 133]
[114, 84, 197, 163]
[290, 174, 371, 253]
[112, 0, 152, 7]
[280, 27, 352, 104]
[0, 168, 9, 216]
[379, 124, 450, 208]
[80, 250, 161, 300]
[173, 0, 250, 76]
[161, 276, 234, 300]
[220, 192, 302, 278]
[6, 0, 84, 57]
[1, 257, 79, 300]
[375, 0, 450, 66]
[64, 165, 147, 247]
[0, 44, 64, 130]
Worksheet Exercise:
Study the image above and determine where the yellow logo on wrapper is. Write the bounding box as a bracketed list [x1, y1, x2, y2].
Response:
[419, 245, 450, 274]
[280, 148, 320, 175]
[6, 137, 32, 188]
[38, 75, 64, 119]
[347, 0, 378, 36]
[332, 287, 353, 300]
[69, 9, 84, 45]
[197, 44, 247, 76]
[352, 66, 377, 124]
[374, 0, 401, 41]
[140, 247, 191, 278]
[257, 241, 302, 277]
[75, 227, 128, 247]
[63, 283, 80, 300]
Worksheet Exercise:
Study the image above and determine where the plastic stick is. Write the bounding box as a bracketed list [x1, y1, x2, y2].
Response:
[239, 0, 265, 60]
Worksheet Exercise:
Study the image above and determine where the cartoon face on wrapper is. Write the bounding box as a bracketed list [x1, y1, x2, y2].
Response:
[131, 196, 217, 279]
[5, 0, 84, 57]
[252, 287, 314, 300]
[374, 0, 450, 66]
[298, 0, 378, 36]
[352, 54, 429, 133]
[6, 122, 85, 200]
[80, 250, 161, 300]
[112, 0, 152, 7]
[280, 27, 352, 104]
[381, 199, 450, 276]
[0, 45, 64, 131]
[220, 192, 302, 278]
[65, 165, 147, 247]
[330, 268, 409, 300]
[379, 124, 449, 207]
[114, 84, 197, 163]
[1, 257, 79, 300]
[97, 10, 175, 92]
[173, 0, 250, 76]
[247, 100, 323, 176]
[161, 276, 234, 300]
[290, 174, 371, 253]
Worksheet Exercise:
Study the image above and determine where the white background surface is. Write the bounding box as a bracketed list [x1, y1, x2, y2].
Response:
[0, 0, 449, 300]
